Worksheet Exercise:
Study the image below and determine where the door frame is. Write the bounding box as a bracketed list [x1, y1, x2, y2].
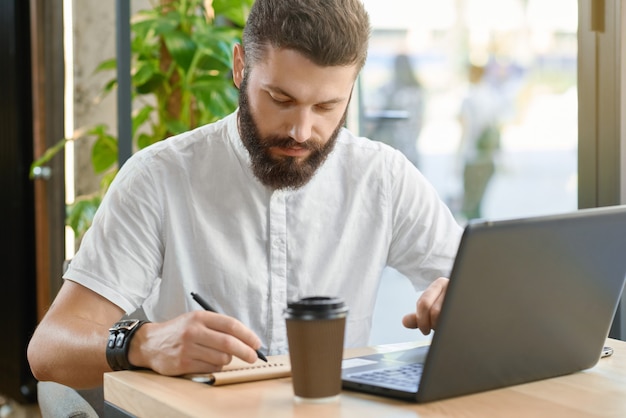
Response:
[30, 0, 66, 321]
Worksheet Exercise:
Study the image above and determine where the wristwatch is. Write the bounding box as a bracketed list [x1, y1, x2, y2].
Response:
[106, 319, 150, 371]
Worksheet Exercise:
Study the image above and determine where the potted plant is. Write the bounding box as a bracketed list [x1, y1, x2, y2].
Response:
[32, 0, 253, 239]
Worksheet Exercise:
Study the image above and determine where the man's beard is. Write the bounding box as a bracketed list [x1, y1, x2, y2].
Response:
[238, 74, 346, 190]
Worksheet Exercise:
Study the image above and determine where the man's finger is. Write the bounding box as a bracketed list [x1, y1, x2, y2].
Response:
[194, 311, 262, 363]
[404, 277, 449, 335]
[402, 313, 418, 329]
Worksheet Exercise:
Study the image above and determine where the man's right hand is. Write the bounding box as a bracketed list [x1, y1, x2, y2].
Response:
[128, 310, 262, 375]
[27, 280, 263, 388]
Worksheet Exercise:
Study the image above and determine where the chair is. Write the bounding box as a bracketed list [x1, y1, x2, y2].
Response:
[37, 382, 102, 418]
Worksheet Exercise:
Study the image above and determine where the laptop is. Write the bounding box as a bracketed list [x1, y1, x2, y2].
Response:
[342, 205, 626, 403]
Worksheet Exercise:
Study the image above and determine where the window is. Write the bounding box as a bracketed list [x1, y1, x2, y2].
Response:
[360, 0, 578, 224]
[364, 0, 580, 344]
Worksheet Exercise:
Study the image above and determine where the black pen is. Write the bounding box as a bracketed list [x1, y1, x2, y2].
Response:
[190, 291, 268, 362]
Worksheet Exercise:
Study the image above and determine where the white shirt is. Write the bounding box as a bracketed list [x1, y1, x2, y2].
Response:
[64, 111, 462, 354]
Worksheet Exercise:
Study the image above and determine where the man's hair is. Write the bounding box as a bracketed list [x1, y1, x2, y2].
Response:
[242, 0, 371, 72]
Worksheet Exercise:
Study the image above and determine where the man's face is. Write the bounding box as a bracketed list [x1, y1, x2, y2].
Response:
[233, 45, 357, 189]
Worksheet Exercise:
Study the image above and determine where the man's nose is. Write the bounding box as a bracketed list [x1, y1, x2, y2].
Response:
[288, 108, 313, 143]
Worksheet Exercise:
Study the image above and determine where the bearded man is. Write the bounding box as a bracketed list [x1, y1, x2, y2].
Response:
[28, 0, 462, 389]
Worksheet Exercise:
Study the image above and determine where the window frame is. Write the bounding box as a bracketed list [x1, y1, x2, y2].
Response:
[578, 0, 626, 338]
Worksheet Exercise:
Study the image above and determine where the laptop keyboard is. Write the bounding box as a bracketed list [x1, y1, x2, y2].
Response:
[345, 363, 423, 392]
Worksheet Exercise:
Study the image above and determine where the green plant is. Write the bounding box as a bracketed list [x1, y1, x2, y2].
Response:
[32, 0, 253, 239]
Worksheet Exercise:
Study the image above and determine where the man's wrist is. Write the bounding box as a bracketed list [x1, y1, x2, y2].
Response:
[106, 319, 150, 371]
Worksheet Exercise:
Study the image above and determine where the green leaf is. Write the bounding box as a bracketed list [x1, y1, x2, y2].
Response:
[163, 31, 197, 72]
[211, 26, 244, 44]
[131, 35, 158, 59]
[66, 195, 102, 239]
[130, 9, 162, 38]
[209, 85, 239, 116]
[164, 118, 190, 135]
[91, 133, 118, 174]
[93, 58, 118, 73]
[191, 79, 239, 118]
[212, 0, 253, 27]
[136, 132, 155, 150]
[193, 27, 240, 70]
[153, 11, 183, 35]
[194, 25, 241, 44]
[86, 124, 106, 137]
[133, 61, 156, 87]
[102, 78, 118, 96]
[214, 38, 236, 65]
[194, 52, 231, 73]
[130, 8, 158, 25]
[132, 105, 154, 136]
[135, 72, 166, 95]
[132, 60, 168, 94]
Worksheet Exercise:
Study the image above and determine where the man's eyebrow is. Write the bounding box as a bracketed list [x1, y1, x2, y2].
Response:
[265, 84, 346, 105]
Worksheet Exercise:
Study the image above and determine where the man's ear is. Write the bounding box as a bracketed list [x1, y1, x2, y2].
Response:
[232, 43, 245, 88]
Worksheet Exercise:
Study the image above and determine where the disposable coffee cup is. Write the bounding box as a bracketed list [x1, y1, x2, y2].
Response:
[284, 296, 348, 403]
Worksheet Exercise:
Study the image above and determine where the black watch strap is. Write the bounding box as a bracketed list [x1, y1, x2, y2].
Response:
[106, 319, 150, 371]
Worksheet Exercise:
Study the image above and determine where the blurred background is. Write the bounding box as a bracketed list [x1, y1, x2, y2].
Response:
[363, 0, 579, 345]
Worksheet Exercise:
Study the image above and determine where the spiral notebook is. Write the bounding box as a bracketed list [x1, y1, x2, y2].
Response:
[184, 355, 291, 386]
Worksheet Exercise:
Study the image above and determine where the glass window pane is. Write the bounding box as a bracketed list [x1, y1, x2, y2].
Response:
[363, 0, 578, 345]
[360, 0, 578, 223]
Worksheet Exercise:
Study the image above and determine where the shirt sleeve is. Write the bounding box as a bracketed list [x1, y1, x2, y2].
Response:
[386, 150, 463, 288]
[63, 152, 165, 314]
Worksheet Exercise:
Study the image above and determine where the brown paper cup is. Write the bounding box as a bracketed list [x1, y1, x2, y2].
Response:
[284, 297, 348, 402]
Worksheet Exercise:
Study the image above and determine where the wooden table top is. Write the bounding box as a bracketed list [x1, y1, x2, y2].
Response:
[104, 338, 626, 417]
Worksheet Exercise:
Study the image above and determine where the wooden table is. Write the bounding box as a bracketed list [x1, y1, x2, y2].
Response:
[104, 338, 626, 417]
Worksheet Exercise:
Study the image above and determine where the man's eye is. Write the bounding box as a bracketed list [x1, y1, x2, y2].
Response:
[270, 95, 291, 105]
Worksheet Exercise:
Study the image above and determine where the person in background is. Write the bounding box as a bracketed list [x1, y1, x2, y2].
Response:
[367, 53, 424, 168]
[28, 0, 462, 389]
[457, 63, 503, 220]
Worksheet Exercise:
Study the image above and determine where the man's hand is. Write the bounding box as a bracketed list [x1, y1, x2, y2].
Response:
[402, 277, 449, 335]
[27, 280, 264, 387]
[128, 311, 263, 376]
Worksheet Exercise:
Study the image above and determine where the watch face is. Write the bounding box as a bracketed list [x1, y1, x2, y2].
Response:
[110, 319, 140, 332]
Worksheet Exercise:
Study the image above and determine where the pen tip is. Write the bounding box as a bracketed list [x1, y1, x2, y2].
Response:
[257, 350, 268, 362]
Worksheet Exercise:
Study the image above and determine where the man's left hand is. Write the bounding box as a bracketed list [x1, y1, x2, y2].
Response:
[402, 277, 449, 335]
